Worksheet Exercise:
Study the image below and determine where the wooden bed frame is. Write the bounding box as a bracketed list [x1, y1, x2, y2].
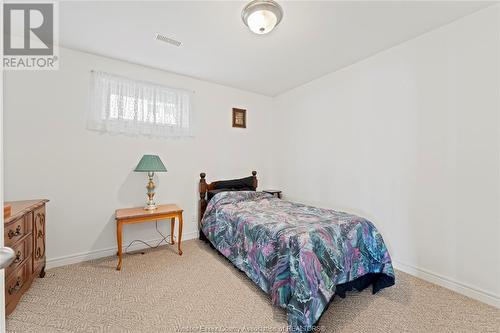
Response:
[198, 171, 258, 239]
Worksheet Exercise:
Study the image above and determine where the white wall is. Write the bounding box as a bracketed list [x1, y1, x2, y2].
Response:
[4, 47, 273, 266]
[271, 5, 500, 306]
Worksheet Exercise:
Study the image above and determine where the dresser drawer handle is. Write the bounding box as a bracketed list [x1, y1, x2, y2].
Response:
[8, 277, 22, 295]
[10, 251, 22, 265]
[8, 225, 21, 239]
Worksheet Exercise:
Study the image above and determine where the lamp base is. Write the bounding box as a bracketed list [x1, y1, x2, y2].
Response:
[144, 203, 157, 211]
[144, 171, 157, 210]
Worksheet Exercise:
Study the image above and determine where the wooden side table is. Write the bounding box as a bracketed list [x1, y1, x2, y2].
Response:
[263, 190, 282, 199]
[115, 204, 183, 271]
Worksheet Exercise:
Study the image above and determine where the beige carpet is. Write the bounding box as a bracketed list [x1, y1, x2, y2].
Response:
[6, 240, 500, 333]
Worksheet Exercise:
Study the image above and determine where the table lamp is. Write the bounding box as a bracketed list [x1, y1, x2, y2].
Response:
[134, 155, 167, 210]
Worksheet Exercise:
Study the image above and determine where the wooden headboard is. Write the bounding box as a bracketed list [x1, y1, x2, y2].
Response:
[198, 171, 258, 235]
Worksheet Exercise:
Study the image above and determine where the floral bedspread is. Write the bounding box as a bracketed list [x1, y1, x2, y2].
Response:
[201, 191, 395, 332]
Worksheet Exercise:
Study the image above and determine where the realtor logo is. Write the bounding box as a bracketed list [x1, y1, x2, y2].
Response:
[2, 2, 59, 70]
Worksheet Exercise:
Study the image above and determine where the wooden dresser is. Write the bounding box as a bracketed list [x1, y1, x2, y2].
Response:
[4, 199, 48, 315]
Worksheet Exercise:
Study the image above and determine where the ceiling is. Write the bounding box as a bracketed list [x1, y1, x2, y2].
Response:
[60, 1, 493, 96]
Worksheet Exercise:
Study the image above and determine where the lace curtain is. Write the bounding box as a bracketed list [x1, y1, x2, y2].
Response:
[88, 71, 193, 137]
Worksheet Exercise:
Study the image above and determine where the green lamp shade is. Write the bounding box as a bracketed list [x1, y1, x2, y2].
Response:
[134, 155, 167, 172]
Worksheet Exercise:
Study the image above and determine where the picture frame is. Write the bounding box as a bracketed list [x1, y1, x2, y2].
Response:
[232, 108, 247, 128]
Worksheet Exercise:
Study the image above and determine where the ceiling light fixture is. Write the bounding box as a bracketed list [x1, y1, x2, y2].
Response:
[241, 0, 283, 35]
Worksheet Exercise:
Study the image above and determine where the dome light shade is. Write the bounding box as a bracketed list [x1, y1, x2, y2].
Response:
[242, 0, 283, 35]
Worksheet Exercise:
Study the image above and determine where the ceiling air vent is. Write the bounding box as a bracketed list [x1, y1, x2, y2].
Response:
[154, 33, 182, 47]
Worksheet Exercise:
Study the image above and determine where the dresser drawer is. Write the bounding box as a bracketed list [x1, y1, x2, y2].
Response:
[4, 214, 31, 247]
[5, 236, 32, 279]
[5, 259, 29, 307]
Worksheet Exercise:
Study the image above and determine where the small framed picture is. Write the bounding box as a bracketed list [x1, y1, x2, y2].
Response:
[232, 108, 246, 128]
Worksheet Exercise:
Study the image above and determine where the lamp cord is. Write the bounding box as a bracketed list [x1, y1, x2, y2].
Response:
[124, 220, 175, 255]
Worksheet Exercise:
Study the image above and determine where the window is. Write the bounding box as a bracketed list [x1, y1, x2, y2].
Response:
[88, 71, 193, 137]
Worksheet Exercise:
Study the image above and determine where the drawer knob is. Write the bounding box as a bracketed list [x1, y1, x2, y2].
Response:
[8, 277, 22, 295]
[8, 225, 21, 239]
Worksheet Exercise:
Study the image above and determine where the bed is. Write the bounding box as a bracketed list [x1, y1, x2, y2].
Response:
[198, 172, 395, 332]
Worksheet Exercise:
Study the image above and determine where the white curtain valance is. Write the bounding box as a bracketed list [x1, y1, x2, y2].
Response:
[88, 71, 193, 138]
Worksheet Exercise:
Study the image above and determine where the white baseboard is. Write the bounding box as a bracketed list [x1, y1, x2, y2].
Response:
[46, 231, 199, 269]
[393, 260, 500, 308]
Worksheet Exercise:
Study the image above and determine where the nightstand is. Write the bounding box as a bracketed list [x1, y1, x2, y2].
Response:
[115, 204, 183, 271]
[263, 190, 282, 199]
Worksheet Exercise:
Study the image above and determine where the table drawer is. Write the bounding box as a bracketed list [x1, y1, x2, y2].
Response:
[5, 236, 31, 279]
[5, 259, 29, 306]
[4, 214, 31, 247]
